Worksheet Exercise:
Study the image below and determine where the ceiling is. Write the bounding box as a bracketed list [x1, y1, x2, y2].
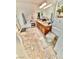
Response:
[16, 0, 47, 10]
[16, 0, 47, 5]
[16, 0, 56, 17]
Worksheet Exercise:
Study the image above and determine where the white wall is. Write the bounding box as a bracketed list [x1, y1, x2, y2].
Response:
[16, 2, 38, 20]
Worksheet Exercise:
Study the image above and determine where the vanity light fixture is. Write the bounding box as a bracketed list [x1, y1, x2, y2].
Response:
[44, 4, 52, 9]
[39, 2, 47, 9]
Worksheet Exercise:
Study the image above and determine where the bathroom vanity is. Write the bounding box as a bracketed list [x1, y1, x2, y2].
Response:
[36, 20, 52, 35]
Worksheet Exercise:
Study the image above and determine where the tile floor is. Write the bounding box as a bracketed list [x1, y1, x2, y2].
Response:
[16, 27, 57, 59]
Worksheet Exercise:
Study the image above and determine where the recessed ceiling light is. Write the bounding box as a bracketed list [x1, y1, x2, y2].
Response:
[39, 2, 47, 9]
[44, 4, 52, 9]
